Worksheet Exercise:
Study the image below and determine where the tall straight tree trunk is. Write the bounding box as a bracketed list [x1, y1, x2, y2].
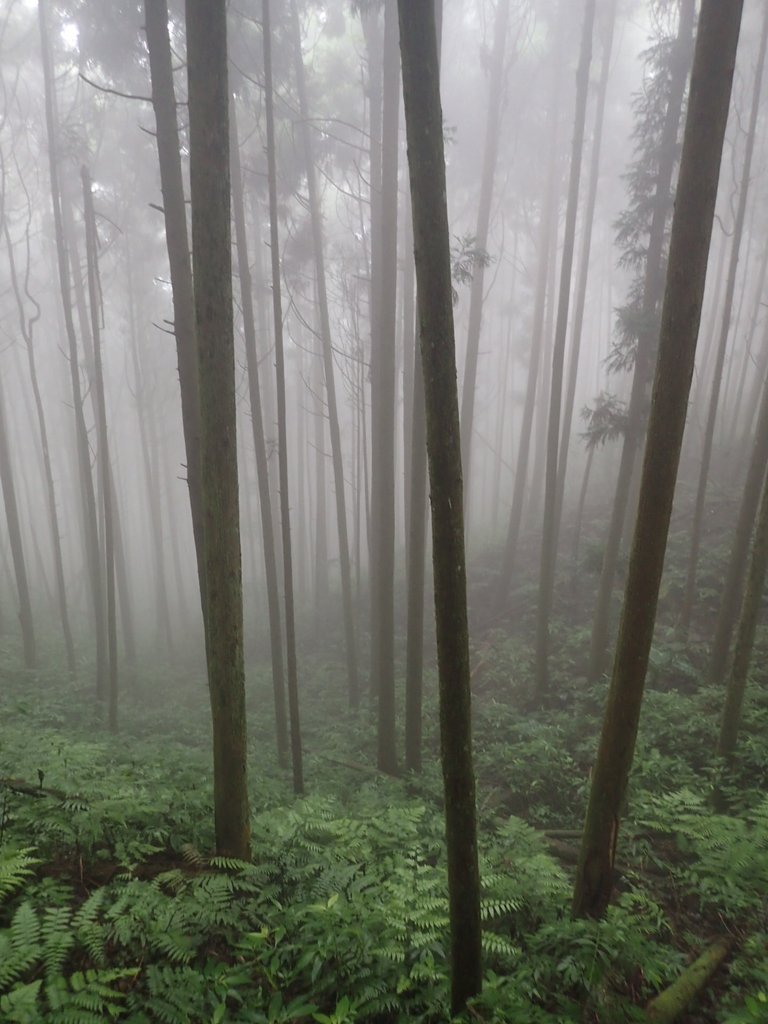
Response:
[82, 167, 118, 732]
[4, 215, 75, 674]
[404, 0, 443, 773]
[572, 0, 744, 920]
[587, 0, 695, 682]
[497, 40, 562, 600]
[66, 212, 137, 670]
[460, 0, 511, 516]
[229, 98, 289, 767]
[126, 245, 174, 656]
[144, 0, 206, 620]
[679, 1, 768, 636]
[398, 0, 482, 1009]
[0, 377, 35, 670]
[534, 0, 595, 698]
[186, 0, 250, 858]
[263, 0, 304, 796]
[38, 0, 105, 693]
[707, 372, 768, 686]
[370, 0, 399, 775]
[555, 0, 616, 522]
[716, 463, 768, 762]
[291, 0, 359, 707]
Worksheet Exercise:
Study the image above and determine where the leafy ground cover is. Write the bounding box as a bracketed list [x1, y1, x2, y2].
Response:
[1, 555, 768, 1022]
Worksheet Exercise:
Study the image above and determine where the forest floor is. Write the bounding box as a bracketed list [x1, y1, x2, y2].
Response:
[1, 525, 768, 1022]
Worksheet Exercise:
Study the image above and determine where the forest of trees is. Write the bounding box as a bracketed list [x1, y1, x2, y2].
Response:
[1, 0, 767, 1020]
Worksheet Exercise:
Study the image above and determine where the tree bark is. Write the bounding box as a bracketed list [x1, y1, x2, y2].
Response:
[398, 0, 482, 1010]
[586, 0, 695, 682]
[144, 0, 206, 622]
[573, 0, 744, 920]
[186, 0, 251, 858]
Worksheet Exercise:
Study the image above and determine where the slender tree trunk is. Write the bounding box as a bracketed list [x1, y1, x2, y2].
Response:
[555, 0, 616, 523]
[398, 0, 482, 1008]
[370, 0, 399, 774]
[291, 0, 359, 706]
[405, 234, 427, 774]
[186, 0, 250, 858]
[126, 245, 174, 656]
[263, 0, 304, 796]
[460, 0, 512, 517]
[571, 444, 595, 569]
[717, 464, 768, 762]
[587, 0, 695, 682]
[38, 0, 106, 694]
[496, 44, 562, 601]
[3, 213, 75, 674]
[534, 0, 596, 697]
[707, 372, 768, 685]
[229, 98, 289, 768]
[573, 0, 744, 919]
[0, 377, 35, 670]
[144, 0, 206, 621]
[679, 2, 768, 637]
[82, 166, 118, 732]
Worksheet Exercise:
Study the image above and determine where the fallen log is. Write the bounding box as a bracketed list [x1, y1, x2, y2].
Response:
[645, 937, 733, 1023]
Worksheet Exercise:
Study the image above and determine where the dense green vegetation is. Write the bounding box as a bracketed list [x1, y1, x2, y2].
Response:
[2, 525, 768, 1023]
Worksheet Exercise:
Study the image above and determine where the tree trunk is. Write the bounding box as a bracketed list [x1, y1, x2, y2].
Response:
[126, 244, 174, 657]
[38, 0, 105, 693]
[0, 377, 35, 671]
[370, 0, 399, 775]
[534, 0, 596, 698]
[263, 0, 304, 796]
[3, 212, 74, 675]
[679, 1, 768, 637]
[229, 98, 289, 768]
[460, 0, 512, 519]
[186, 0, 250, 858]
[497, 37, 562, 600]
[398, 0, 482, 1010]
[82, 166, 118, 732]
[572, 0, 744, 919]
[291, 0, 359, 707]
[144, 0, 206, 622]
[708, 372, 768, 686]
[587, 0, 695, 682]
[717, 463, 768, 762]
[555, 0, 616, 524]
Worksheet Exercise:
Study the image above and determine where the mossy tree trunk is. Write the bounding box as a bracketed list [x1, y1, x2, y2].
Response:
[398, 0, 482, 1010]
[186, 0, 250, 859]
[572, 0, 744, 920]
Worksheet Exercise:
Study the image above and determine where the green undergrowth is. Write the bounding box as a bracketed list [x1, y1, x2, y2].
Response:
[1, 625, 768, 1022]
